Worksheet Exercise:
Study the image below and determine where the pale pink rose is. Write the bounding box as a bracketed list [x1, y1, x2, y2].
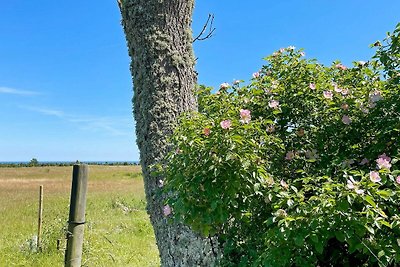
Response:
[378, 153, 391, 162]
[220, 120, 232, 129]
[396, 176, 400, 184]
[271, 81, 279, 89]
[220, 82, 230, 90]
[279, 48, 285, 53]
[266, 124, 275, 133]
[336, 63, 347, 70]
[342, 115, 352, 125]
[275, 209, 287, 217]
[272, 52, 279, 57]
[341, 88, 349, 96]
[342, 159, 355, 169]
[305, 149, 319, 160]
[203, 128, 211, 136]
[347, 179, 355, 189]
[252, 72, 260, 79]
[158, 179, 164, 188]
[376, 154, 391, 170]
[287, 46, 296, 50]
[300, 51, 306, 57]
[355, 189, 365, 195]
[285, 151, 295, 161]
[309, 83, 316, 90]
[239, 109, 251, 124]
[280, 180, 289, 189]
[341, 103, 349, 110]
[233, 80, 241, 85]
[163, 205, 172, 216]
[370, 171, 381, 183]
[334, 86, 342, 93]
[369, 90, 382, 103]
[360, 158, 369, 165]
[323, 91, 333, 99]
[268, 100, 280, 109]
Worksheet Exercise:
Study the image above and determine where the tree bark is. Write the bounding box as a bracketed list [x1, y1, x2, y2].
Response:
[119, 1, 218, 266]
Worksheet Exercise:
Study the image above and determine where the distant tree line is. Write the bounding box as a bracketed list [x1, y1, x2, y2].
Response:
[0, 158, 139, 168]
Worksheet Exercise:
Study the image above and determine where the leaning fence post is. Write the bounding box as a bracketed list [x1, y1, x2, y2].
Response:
[64, 164, 88, 267]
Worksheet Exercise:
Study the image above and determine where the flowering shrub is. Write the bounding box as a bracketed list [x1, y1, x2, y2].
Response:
[161, 24, 400, 266]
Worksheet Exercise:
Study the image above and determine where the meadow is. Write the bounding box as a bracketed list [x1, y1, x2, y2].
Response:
[0, 165, 160, 267]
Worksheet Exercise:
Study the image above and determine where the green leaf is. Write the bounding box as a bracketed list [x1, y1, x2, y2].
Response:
[364, 195, 377, 208]
[377, 190, 392, 199]
[310, 234, 319, 244]
[335, 231, 346, 242]
[365, 225, 375, 234]
[294, 235, 304, 247]
[315, 241, 324, 254]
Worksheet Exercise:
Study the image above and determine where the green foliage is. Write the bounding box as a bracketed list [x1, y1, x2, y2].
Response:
[163, 25, 400, 266]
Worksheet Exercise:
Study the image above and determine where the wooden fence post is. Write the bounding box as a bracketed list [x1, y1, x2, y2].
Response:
[37, 185, 43, 251]
[64, 164, 88, 267]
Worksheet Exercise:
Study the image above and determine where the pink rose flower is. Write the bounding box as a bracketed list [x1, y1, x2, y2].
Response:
[341, 88, 349, 96]
[355, 189, 365, 195]
[271, 80, 279, 89]
[347, 179, 355, 189]
[342, 159, 355, 169]
[305, 149, 319, 160]
[220, 82, 230, 90]
[280, 180, 289, 189]
[376, 153, 391, 170]
[300, 51, 306, 57]
[285, 151, 295, 161]
[268, 100, 280, 109]
[220, 120, 232, 129]
[342, 115, 352, 125]
[252, 72, 260, 79]
[334, 86, 342, 93]
[233, 80, 241, 85]
[378, 153, 391, 162]
[163, 205, 172, 216]
[369, 171, 381, 183]
[309, 83, 316, 90]
[335, 63, 347, 70]
[323, 91, 333, 99]
[369, 90, 382, 103]
[239, 109, 251, 124]
[279, 48, 285, 53]
[203, 128, 211, 136]
[396, 176, 400, 184]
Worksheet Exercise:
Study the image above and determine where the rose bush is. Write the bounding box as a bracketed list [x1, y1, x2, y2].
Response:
[161, 24, 400, 266]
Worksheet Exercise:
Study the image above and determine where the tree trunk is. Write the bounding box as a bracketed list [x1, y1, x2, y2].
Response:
[119, 1, 218, 266]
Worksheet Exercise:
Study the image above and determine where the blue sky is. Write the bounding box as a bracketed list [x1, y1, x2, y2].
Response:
[1, 1, 399, 162]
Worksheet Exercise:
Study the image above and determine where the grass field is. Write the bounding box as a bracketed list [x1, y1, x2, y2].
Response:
[0, 165, 160, 267]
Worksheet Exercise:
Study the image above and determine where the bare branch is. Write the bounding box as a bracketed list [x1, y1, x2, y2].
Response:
[193, 14, 216, 43]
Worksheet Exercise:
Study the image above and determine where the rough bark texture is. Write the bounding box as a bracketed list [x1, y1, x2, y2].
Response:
[119, 1, 218, 266]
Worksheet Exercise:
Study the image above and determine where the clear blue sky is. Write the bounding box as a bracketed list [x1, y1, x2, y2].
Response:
[1, 1, 399, 162]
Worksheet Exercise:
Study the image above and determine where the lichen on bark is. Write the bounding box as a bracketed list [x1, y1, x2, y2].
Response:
[119, 0, 218, 266]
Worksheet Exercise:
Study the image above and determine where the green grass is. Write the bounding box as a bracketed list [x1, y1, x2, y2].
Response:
[0, 165, 160, 266]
